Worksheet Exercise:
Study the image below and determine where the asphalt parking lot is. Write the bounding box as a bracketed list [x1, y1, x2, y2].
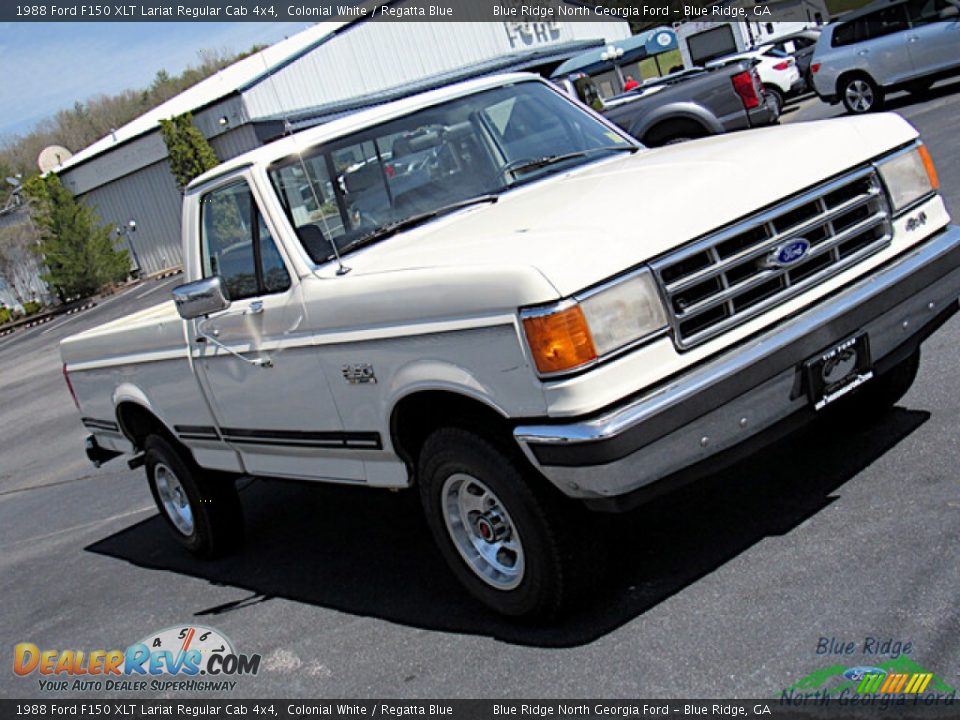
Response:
[2, 81, 959, 700]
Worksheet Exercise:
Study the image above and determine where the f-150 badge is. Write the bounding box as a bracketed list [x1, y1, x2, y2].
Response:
[342, 363, 377, 384]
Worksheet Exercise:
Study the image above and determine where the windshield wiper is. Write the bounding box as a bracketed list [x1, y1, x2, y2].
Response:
[332, 194, 499, 259]
[500, 145, 638, 179]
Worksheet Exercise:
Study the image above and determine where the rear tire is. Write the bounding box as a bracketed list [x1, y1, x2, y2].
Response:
[764, 85, 784, 115]
[145, 435, 243, 558]
[417, 427, 599, 619]
[841, 74, 883, 114]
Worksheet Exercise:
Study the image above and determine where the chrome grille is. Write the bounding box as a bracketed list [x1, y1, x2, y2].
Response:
[651, 167, 892, 350]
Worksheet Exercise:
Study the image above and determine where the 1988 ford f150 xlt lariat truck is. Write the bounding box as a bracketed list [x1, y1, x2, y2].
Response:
[62, 73, 959, 618]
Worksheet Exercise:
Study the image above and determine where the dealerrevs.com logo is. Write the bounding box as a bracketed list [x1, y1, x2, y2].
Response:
[13, 625, 261, 692]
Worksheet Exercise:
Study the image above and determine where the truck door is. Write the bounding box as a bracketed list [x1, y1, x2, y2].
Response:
[190, 177, 364, 482]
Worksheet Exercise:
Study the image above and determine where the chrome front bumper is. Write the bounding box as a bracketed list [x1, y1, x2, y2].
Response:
[514, 226, 960, 507]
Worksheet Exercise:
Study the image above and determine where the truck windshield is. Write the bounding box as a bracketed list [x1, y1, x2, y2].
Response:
[267, 81, 634, 264]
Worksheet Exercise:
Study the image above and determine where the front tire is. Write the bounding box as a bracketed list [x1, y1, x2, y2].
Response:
[145, 435, 243, 558]
[841, 74, 883, 114]
[417, 428, 597, 619]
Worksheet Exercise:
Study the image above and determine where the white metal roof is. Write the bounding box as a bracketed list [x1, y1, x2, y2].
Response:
[56, 21, 349, 174]
[186, 72, 542, 191]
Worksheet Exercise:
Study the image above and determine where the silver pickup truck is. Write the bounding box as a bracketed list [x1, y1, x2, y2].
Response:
[62, 73, 960, 618]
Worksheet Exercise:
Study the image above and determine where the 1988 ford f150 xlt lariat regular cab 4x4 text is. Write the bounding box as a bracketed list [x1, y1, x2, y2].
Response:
[62, 74, 960, 618]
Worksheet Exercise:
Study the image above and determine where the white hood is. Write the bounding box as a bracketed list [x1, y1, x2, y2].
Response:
[336, 114, 919, 297]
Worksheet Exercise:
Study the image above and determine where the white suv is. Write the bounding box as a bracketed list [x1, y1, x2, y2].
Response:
[811, 0, 960, 113]
[707, 46, 804, 113]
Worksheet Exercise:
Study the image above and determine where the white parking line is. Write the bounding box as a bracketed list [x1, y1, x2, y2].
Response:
[39, 313, 85, 336]
[36, 283, 144, 337]
[3, 505, 155, 549]
[93, 281, 148, 308]
[135, 281, 174, 300]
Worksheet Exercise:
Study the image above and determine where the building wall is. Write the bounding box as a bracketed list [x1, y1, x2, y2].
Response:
[241, 21, 629, 119]
[207, 124, 262, 162]
[64, 124, 261, 278]
[80, 161, 185, 275]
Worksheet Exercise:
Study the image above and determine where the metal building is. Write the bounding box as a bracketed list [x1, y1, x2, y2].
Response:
[56, 14, 630, 276]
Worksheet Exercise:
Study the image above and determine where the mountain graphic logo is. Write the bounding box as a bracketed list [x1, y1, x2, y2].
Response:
[784, 656, 956, 698]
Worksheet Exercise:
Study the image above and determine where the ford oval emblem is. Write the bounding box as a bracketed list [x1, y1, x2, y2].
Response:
[843, 666, 887, 682]
[765, 238, 811, 268]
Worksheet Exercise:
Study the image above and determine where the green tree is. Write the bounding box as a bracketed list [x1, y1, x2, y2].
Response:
[159, 112, 219, 191]
[22, 174, 129, 300]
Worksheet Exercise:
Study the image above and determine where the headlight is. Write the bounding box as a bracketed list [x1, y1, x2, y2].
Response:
[876, 143, 939, 213]
[521, 270, 667, 376]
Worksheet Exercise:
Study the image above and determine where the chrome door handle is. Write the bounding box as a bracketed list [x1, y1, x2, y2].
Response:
[909, 35, 920, 42]
[857, 50, 869, 56]
[245, 300, 264, 315]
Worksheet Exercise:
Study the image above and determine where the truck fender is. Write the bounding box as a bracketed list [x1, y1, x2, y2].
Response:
[111, 384, 174, 442]
[112, 383, 154, 415]
[384, 360, 510, 427]
[632, 103, 723, 141]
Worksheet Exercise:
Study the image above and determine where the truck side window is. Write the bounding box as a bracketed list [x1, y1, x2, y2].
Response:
[200, 181, 291, 301]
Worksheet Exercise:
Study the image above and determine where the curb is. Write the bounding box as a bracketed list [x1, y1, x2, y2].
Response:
[148, 267, 184, 281]
[0, 300, 98, 338]
[63, 301, 97, 316]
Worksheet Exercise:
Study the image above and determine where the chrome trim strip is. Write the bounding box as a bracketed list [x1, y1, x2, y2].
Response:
[678, 226, 891, 348]
[514, 228, 960, 448]
[652, 165, 892, 350]
[664, 186, 882, 295]
[653, 165, 876, 269]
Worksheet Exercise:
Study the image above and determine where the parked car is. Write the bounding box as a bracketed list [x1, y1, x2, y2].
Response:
[707, 46, 805, 114]
[62, 73, 959, 619]
[556, 60, 778, 147]
[768, 28, 822, 89]
[811, 0, 960, 114]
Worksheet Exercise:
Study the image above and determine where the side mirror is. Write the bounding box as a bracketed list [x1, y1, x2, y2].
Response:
[172, 276, 230, 320]
[940, 5, 959, 18]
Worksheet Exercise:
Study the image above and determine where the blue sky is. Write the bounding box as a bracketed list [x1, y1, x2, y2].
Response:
[0, 22, 314, 139]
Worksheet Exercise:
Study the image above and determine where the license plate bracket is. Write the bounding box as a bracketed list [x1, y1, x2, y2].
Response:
[804, 333, 873, 411]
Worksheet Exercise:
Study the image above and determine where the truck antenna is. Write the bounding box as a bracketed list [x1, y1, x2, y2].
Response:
[259, 49, 350, 275]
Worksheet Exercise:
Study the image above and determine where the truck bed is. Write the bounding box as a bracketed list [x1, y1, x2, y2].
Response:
[61, 300, 186, 368]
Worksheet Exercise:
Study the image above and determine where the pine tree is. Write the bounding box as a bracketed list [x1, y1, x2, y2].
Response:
[22, 175, 129, 300]
[159, 112, 220, 191]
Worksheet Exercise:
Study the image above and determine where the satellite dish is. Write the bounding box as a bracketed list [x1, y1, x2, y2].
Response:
[38, 145, 73, 173]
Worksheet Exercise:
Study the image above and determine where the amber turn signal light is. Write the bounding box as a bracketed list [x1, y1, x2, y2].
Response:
[522, 304, 597, 375]
[918, 144, 940, 191]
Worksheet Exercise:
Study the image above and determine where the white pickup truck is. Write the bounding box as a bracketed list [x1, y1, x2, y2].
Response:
[62, 74, 960, 618]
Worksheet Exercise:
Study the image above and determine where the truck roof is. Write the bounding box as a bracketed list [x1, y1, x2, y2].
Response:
[186, 72, 542, 193]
